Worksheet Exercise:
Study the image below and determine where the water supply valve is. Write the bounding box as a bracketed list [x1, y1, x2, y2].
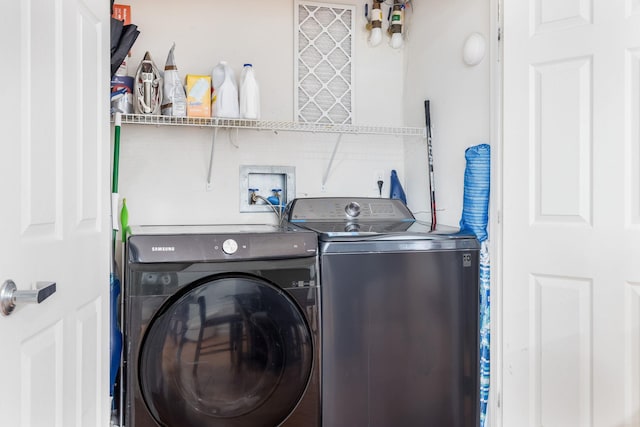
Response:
[267, 188, 282, 206]
[249, 188, 259, 204]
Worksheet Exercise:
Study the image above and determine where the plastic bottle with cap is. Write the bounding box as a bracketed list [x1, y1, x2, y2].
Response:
[211, 61, 239, 118]
[240, 63, 260, 119]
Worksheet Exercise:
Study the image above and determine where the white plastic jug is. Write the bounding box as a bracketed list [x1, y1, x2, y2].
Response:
[211, 61, 239, 118]
[240, 64, 260, 120]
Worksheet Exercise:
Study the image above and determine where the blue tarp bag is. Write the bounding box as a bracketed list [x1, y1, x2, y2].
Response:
[459, 144, 490, 242]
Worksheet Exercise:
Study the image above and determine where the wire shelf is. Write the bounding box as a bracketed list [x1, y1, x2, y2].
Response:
[117, 114, 426, 137]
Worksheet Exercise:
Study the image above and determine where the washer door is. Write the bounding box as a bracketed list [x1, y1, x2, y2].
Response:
[138, 274, 313, 427]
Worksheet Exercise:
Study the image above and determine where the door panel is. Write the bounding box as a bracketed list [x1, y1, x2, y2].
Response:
[76, 299, 103, 426]
[503, 0, 640, 426]
[22, 0, 60, 236]
[533, 0, 592, 34]
[0, 0, 110, 425]
[532, 275, 592, 426]
[531, 56, 592, 223]
[628, 49, 640, 227]
[625, 283, 640, 427]
[22, 323, 64, 427]
[77, 1, 102, 229]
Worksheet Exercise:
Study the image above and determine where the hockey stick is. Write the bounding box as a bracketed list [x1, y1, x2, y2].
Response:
[424, 100, 437, 229]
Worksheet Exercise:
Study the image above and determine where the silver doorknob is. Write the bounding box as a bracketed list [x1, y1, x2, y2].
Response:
[0, 280, 57, 316]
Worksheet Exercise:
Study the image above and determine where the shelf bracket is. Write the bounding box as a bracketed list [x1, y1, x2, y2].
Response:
[321, 133, 343, 191]
[206, 126, 219, 191]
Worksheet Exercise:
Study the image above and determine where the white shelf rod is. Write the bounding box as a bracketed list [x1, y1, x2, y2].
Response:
[118, 114, 426, 137]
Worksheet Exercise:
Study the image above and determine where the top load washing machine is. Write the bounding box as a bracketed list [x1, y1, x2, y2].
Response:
[283, 197, 480, 427]
[121, 224, 320, 427]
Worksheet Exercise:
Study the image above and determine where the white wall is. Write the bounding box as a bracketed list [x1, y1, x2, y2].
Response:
[402, 0, 491, 226]
[115, 0, 489, 227]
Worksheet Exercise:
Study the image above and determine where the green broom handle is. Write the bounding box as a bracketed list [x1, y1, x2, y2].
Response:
[112, 113, 122, 250]
[112, 113, 121, 194]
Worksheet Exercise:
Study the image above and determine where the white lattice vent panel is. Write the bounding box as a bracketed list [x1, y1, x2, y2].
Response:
[296, 1, 354, 125]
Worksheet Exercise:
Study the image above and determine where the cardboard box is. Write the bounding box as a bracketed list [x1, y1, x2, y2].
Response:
[112, 4, 131, 25]
[186, 75, 212, 118]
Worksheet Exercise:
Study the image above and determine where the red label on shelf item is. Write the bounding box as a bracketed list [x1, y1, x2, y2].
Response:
[112, 4, 131, 25]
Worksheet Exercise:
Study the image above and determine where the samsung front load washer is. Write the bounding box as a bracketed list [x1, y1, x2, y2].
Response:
[284, 197, 480, 427]
[122, 225, 320, 427]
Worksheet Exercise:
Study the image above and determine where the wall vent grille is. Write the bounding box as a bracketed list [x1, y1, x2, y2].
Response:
[295, 1, 354, 125]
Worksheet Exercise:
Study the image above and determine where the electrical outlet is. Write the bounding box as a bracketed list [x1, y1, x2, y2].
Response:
[374, 170, 385, 196]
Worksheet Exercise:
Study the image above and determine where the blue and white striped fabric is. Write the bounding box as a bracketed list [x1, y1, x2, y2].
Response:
[459, 144, 490, 243]
[459, 143, 491, 427]
[479, 241, 491, 427]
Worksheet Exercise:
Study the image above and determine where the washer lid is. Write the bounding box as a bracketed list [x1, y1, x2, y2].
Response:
[138, 275, 314, 427]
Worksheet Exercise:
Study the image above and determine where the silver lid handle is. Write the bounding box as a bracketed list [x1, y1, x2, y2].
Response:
[1, 280, 57, 316]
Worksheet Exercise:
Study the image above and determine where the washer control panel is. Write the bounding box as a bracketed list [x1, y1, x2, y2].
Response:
[128, 228, 318, 263]
[287, 197, 413, 222]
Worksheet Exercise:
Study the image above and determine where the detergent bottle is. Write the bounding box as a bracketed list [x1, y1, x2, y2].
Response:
[239, 64, 260, 119]
[211, 61, 239, 118]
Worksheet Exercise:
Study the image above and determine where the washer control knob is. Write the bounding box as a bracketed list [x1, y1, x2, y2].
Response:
[345, 201, 361, 217]
[222, 239, 238, 255]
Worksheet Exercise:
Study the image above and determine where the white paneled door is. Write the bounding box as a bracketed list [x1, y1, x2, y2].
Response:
[502, 0, 640, 426]
[0, 0, 110, 426]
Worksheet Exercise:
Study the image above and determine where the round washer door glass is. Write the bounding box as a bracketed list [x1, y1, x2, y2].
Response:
[139, 275, 313, 426]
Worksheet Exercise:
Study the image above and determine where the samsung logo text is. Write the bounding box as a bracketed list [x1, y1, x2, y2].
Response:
[152, 246, 175, 252]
